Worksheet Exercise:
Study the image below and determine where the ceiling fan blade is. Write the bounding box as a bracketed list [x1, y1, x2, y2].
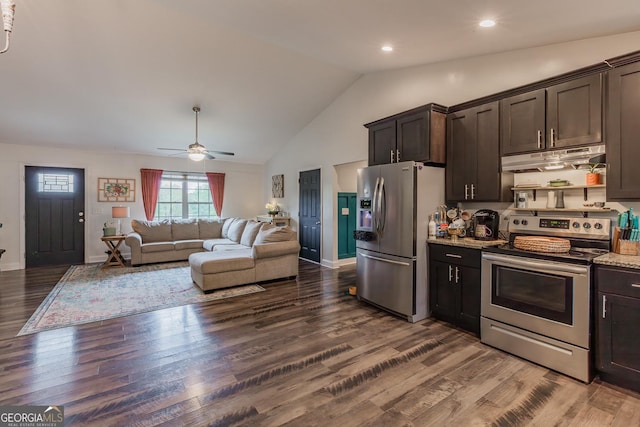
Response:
[205, 153, 215, 160]
[207, 150, 235, 156]
[157, 148, 187, 152]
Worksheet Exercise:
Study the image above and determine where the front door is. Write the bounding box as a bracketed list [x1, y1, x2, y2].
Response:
[25, 166, 85, 267]
[298, 169, 321, 263]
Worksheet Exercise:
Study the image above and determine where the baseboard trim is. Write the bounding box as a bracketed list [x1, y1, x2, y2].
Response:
[1, 262, 22, 271]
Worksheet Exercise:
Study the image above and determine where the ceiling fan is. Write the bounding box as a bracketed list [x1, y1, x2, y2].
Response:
[158, 106, 235, 161]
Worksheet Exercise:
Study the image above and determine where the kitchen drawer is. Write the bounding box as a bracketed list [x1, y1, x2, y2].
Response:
[596, 265, 640, 298]
[428, 244, 480, 268]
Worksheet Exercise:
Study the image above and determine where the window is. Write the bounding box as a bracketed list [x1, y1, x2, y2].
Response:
[37, 173, 74, 193]
[156, 172, 217, 220]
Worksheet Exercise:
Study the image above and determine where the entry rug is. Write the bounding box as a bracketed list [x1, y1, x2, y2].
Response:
[18, 262, 265, 336]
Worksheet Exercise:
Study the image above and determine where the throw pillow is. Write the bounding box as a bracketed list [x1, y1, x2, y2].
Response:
[227, 219, 248, 243]
[131, 219, 172, 243]
[199, 218, 224, 239]
[171, 218, 199, 240]
[221, 218, 232, 238]
[254, 226, 294, 244]
[240, 220, 263, 247]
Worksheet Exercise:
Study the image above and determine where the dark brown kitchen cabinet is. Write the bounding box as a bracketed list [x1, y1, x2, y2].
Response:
[428, 244, 481, 336]
[606, 62, 640, 200]
[446, 101, 511, 203]
[365, 103, 446, 166]
[595, 265, 640, 393]
[501, 73, 602, 155]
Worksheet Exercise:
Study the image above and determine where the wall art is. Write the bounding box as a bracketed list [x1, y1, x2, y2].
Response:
[98, 178, 136, 202]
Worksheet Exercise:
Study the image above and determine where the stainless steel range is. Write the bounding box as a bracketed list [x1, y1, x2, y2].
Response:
[481, 215, 611, 383]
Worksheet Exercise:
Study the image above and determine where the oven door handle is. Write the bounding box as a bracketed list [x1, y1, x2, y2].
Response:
[482, 253, 589, 275]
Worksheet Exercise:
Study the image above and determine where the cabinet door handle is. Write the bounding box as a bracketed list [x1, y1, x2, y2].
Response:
[445, 253, 462, 258]
[550, 128, 555, 148]
[455, 266, 460, 284]
[602, 295, 607, 319]
[464, 184, 469, 200]
[396, 149, 400, 162]
[448, 265, 453, 282]
[631, 284, 640, 288]
[537, 130, 542, 149]
[390, 149, 394, 163]
[471, 184, 475, 200]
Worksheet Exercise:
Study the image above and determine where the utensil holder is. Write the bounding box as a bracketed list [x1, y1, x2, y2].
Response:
[612, 227, 640, 255]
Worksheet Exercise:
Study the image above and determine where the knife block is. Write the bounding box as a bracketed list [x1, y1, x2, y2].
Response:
[612, 227, 639, 255]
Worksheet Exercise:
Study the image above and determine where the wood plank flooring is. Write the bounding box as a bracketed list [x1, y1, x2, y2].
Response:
[0, 260, 639, 426]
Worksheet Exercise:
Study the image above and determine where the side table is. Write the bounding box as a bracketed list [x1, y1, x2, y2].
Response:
[101, 235, 126, 268]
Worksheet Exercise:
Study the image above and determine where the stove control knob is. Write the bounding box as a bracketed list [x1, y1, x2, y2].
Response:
[594, 223, 603, 230]
[513, 219, 520, 225]
[521, 219, 528, 226]
[583, 222, 592, 229]
[572, 221, 581, 229]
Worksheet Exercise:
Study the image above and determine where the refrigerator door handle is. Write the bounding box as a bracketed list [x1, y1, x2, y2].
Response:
[359, 252, 411, 267]
[373, 177, 380, 233]
[378, 177, 386, 235]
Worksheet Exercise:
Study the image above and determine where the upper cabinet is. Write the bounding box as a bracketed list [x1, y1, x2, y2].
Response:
[446, 101, 512, 203]
[501, 74, 603, 156]
[607, 62, 640, 200]
[365, 103, 446, 166]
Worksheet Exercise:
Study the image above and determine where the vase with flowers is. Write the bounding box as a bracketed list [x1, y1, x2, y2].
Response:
[265, 201, 280, 217]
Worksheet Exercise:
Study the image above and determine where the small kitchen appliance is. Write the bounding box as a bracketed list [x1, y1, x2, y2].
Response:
[473, 209, 499, 240]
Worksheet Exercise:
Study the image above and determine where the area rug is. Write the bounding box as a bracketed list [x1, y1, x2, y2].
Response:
[18, 262, 265, 336]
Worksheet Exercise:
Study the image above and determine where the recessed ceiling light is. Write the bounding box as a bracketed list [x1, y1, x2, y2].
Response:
[479, 19, 496, 28]
[381, 45, 393, 52]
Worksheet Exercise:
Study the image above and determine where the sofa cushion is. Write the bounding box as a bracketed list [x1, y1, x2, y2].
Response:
[140, 242, 175, 253]
[254, 226, 295, 244]
[213, 244, 247, 251]
[227, 219, 248, 243]
[199, 219, 224, 239]
[131, 219, 172, 243]
[171, 219, 200, 240]
[174, 240, 205, 251]
[240, 220, 263, 247]
[221, 218, 234, 238]
[203, 238, 236, 251]
[189, 250, 254, 274]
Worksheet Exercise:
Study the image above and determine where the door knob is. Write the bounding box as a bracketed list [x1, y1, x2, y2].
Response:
[78, 219, 84, 223]
[315, 221, 321, 225]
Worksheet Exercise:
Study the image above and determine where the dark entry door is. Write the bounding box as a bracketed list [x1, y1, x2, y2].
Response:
[299, 169, 321, 263]
[25, 166, 85, 267]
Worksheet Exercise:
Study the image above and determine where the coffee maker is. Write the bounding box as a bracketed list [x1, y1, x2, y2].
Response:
[473, 209, 500, 240]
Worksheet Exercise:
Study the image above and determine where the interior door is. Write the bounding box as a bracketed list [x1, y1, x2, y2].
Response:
[25, 166, 85, 267]
[299, 168, 321, 263]
[337, 192, 357, 259]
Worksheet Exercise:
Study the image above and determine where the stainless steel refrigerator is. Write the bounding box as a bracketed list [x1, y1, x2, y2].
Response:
[355, 161, 444, 322]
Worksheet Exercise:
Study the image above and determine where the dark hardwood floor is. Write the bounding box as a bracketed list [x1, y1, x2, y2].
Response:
[0, 260, 639, 426]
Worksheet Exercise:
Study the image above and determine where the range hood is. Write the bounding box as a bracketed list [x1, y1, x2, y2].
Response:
[502, 144, 606, 173]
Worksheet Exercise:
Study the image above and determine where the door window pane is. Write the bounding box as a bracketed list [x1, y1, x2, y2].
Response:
[37, 173, 75, 193]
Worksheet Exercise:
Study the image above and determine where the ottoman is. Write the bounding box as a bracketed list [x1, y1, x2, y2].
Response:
[189, 249, 255, 292]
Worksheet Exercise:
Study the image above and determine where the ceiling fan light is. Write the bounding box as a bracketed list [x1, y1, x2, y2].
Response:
[188, 152, 206, 161]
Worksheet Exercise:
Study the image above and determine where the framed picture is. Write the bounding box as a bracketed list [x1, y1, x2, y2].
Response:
[272, 174, 284, 198]
[98, 178, 136, 202]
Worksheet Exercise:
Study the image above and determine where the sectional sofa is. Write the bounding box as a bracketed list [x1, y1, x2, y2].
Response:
[124, 218, 300, 291]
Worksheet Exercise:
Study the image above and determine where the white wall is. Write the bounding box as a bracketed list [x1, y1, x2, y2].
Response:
[265, 31, 640, 267]
[0, 142, 264, 270]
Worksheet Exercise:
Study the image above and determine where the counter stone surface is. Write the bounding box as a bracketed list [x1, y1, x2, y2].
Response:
[593, 253, 640, 270]
[427, 237, 507, 249]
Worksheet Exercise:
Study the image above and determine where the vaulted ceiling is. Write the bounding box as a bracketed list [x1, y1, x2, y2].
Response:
[1, 1, 639, 164]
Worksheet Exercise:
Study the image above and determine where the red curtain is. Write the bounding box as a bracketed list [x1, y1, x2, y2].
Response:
[206, 172, 225, 216]
[140, 168, 163, 220]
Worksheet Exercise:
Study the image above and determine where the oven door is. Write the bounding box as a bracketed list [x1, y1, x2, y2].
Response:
[481, 252, 591, 348]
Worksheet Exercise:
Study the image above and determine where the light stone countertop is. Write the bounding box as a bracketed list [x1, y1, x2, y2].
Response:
[593, 252, 640, 270]
[427, 237, 508, 249]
